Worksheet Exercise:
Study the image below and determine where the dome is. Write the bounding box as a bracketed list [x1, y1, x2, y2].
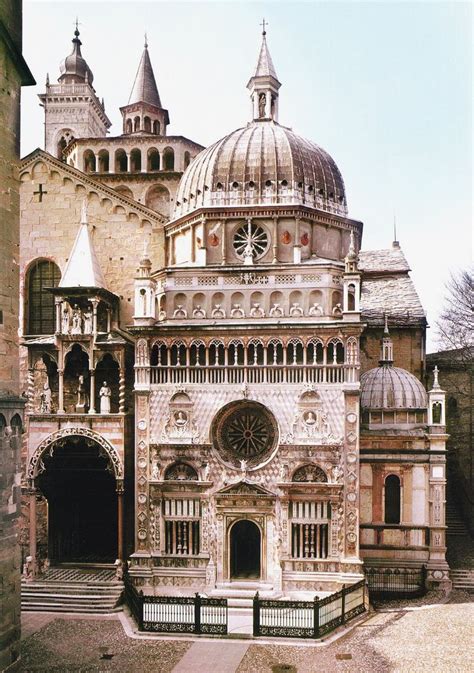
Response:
[59, 29, 94, 85]
[360, 366, 428, 410]
[174, 120, 347, 219]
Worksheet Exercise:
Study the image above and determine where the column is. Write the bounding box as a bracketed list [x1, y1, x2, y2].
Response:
[272, 217, 278, 263]
[54, 297, 62, 334]
[29, 490, 37, 577]
[57, 368, 65, 413]
[91, 298, 99, 335]
[126, 152, 131, 172]
[294, 217, 301, 263]
[89, 369, 96, 413]
[117, 483, 124, 561]
[119, 368, 125, 413]
[221, 220, 227, 264]
[106, 307, 112, 333]
[265, 91, 271, 118]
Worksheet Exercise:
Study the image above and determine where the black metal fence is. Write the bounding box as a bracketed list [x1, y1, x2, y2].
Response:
[124, 576, 227, 634]
[365, 566, 427, 598]
[253, 579, 367, 639]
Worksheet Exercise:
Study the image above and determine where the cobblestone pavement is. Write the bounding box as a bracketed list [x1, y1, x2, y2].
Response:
[21, 592, 474, 673]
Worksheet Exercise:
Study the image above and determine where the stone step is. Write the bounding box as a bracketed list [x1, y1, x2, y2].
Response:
[21, 603, 121, 613]
[22, 583, 123, 594]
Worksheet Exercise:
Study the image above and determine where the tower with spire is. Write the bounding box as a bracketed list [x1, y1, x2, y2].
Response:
[39, 23, 111, 158]
[120, 39, 169, 136]
[247, 21, 281, 122]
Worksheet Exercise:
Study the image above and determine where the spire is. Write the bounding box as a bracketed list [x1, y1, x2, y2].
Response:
[60, 200, 107, 289]
[128, 41, 162, 107]
[59, 22, 94, 85]
[379, 314, 394, 365]
[247, 21, 281, 122]
[392, 214, 400, 248]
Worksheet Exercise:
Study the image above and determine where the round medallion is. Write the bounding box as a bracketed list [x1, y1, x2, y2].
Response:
[211, 400, 279, 469]
[433, 570, 443, 579]
[137, 457, 147, 469]
[137, 493, 147, 504]
[347, 492, 357, 502]
[137, 529, 147, 540]
[347, 453, 357, 463]
[138, 419, 147, 431]
[233, 222, 269, 260]
[346, 412, 357, 424]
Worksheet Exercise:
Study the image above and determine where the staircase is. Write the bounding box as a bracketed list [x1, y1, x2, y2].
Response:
[450, 569, 474, 591]
[446, 503, 469, 537]
[21, 567, 123, 613]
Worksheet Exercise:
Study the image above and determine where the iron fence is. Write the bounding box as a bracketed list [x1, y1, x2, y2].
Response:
[253, 579, 367, 639]
[364, 566, 427, 598]
[124, 575, 227, 634]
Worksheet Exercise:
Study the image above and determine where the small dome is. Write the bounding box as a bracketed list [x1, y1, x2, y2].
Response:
[174, 120, 347, 218]
[59, 29, 94, 84]
[360, 366, 428, 410]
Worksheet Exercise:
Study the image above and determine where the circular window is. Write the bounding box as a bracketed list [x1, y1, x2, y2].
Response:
[212, 401, 278, 469]
[233, 222, 269, 261]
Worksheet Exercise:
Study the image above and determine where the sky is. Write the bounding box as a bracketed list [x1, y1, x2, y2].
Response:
[21, 1, 472, 352]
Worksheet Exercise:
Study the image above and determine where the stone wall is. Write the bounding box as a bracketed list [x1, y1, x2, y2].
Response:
[360, 327, 425, 379]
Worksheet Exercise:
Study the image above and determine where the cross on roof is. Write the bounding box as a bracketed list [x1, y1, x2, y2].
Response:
[260, 18, 268, 36]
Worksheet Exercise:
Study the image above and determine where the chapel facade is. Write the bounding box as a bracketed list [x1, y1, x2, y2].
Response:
[18, 26, 451, 596]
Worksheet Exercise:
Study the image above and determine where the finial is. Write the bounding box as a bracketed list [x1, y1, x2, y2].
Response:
[384, 313, 389, 334]
[349, 230, 355, 254]
[46, 72, 50, 86]
[142, 236, 149, 259]
[74, 17, 80, 38]
[392, 214, 400, 248]
[144, 32, 148, 48]
[433, 365, 440, 389]
[260, 18, 268, 36]
[81, 198, 88, 225]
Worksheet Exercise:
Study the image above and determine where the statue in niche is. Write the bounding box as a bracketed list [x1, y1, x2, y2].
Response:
[332, 303, 343, 317]
[320, 410, 330, 436]
[75, 374, 88, 412]
[303, 410, 317, 426]
[332, 465, 343, 483]
[289, 302, 304, 317]
[279, 462, 289, 481]
[193, 305, 206, 318]
[158, 309, 167, 321]
[62, 305, 70, 334]
[269, 303, 284, 317]
[83, 306, 93, 334]
[230, 303, 245, 318]
[250, 303, 265, 318]
[39, 381, 52, 413]
[258, 92, 266, 118]
[309, 303, 323, 317]
[99, 381, 111, 414]
[173, 305, 187, 319]
[240, 459, 248, 478]
[211, 304, 226, 318]
[71, 306, 82, 334]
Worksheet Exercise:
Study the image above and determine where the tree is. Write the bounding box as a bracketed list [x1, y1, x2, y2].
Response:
[436, 266, 474, 356]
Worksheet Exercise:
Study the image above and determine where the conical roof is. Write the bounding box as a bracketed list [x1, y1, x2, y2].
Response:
[128, 43, 162, 107]
[252, 32, 279, 82]
[60, 201, 107, 289]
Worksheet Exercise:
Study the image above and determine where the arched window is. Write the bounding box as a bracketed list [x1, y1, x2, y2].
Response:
[27, 260, 61, 334]
[144, 116, 151, 133]
[126, 118, 133, 134]
[134, 116, 140, 132]
[184, 151, 191, 169]
[385, 474, 401, 524]
[10, 414, 23, 434]
[163, 147, 175, 170]
[153, 120, 160, 135]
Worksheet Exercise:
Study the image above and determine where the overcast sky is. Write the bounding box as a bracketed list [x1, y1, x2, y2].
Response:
[21, 1, 472, 352]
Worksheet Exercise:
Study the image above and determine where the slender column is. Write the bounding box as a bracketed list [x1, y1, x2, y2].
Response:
[294, 217, 301, 263]
[27, 367, 35, 413]
[265, 91, 271, 117]
[29, 490, 37, 577]
[91, 299, 99, 335]
[126, 152, 130, 172]
[272, 217, 278, 263]
[54, 297, 62, 334]
[57, 368, 65, 413]
[117, 484, 124, 561]
[119, 368, 125, 413]
[89, 369, 96, 414]
[221, 220, 227, 264]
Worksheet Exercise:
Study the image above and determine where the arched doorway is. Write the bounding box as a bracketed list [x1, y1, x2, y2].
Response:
[230, 520, 261, 579]
[36, 437, 118, 563]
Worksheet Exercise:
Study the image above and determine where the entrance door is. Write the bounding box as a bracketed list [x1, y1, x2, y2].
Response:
[37, 439, 118, 563]
[230, 520, 261, 579]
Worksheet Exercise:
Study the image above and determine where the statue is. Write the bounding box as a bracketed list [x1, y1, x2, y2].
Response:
[250, 303, 265, 318]
[174, 410, 188, 427]
[332, 303, 343, 317]
[62, 305, 70, 333]
[309, 302, 323, 317]
[71, 305, 82, 334]
[230, 303, 245, 318]
[258, 92, 266, 118]
[269, 303, 284, 317]
[76, 374, 88, 412]
[289, 302, 304, 317]
[173, 304, 188, 319]
[39, 381, 52, 413]
[83, 306, 93, 334]
[211, 304, 226, 318]
[239, 459, 248, 477]
[99, 381, 111, 414]
[193, 305, 206, 318]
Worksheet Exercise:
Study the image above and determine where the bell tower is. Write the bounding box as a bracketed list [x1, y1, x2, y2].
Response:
[247, 22, 281, 122]
[38, 24, 111, 159]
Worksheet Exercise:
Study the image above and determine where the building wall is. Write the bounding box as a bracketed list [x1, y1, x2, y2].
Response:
[0, 1, 34, 670]
[360, 327, 425, 379]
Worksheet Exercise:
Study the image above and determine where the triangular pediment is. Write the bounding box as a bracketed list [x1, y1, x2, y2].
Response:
[216, 480, 275, 497]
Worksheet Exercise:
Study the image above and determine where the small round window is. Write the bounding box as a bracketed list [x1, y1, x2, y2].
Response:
[233, 221, 269, 261]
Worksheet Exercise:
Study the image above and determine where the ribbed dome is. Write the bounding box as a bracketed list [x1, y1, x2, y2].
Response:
[360, 366, 428, 410]
[59, 29, 94, 84]
[174, 120, 347, 219]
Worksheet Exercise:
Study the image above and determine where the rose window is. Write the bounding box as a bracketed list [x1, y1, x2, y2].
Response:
[212, 401, 278, 469]
[233, 222, 269, 260]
